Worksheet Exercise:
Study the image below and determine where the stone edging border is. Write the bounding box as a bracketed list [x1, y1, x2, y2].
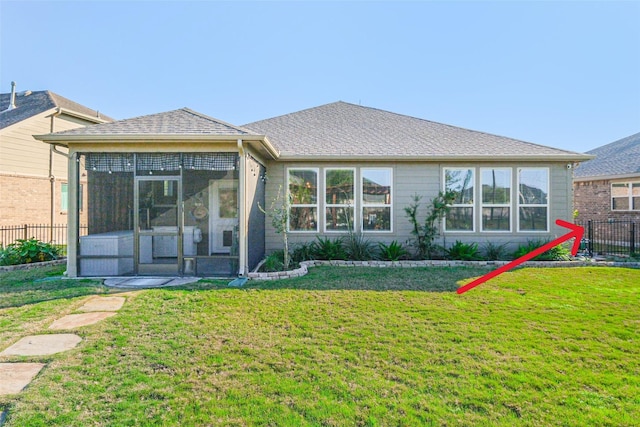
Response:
[0, 258, 66, 273]
[247, 259, 640, 281]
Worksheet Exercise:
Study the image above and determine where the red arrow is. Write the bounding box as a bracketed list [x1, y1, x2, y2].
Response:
[457, 219, 584, 294]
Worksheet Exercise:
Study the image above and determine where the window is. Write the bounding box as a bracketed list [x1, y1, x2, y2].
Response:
[481, 168, 511, 232]
[444, 168, 475, 231]
[612, 182, 640, 211]
[325, 168, 355, 232]
[288, 168, 318, 231]
[361, 168, 392, 231]
[518, 168, 548, 231]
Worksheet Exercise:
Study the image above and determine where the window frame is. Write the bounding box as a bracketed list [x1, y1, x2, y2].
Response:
[287, 167, 319, 233]
[324, 167, 356, 233]
[360, 167, 393, 233]
[517, 167, 549, 232]
[480, 167, 512, 233]
[611, 181, 640, 211]
[443, 167, 476, 232]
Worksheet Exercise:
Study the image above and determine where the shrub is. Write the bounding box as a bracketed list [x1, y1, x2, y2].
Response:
[312, 237, 346, 260]
[343, 233, 377, 261]
[290, 242, 315, 264]
[260, 250, 285, 272]
[0, 238, 60, 266]
[513, 239, 572, 261]
[378, 240, 408, 261]
[445, 240, 482, 261]
[483, 241, 511, 261]
[404, 191, 457, 259]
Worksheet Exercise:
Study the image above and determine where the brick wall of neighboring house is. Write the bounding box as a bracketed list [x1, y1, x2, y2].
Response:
[573, 179, 640, 222]
[0, 174, 88, 228]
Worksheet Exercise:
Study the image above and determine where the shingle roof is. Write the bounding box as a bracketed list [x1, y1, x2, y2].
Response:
[573, 132, 640, 179]
[243, 101, 588, 160]
[0, 90, 113, 129]
[49, 108, 258, 137]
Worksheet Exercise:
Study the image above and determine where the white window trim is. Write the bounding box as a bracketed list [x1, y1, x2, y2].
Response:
[443, 167, 476, 233]
[480, 167, 512, 233]
[287, 167, 319, 233]
[611, 181, 640, 211]
[324, 167, 356, 233]
[517, 167, 549, 232]
[361, 167, 393, 233]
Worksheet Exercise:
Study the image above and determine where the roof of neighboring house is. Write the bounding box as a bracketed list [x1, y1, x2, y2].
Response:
[46, 108, 258, 137]
[242, 101, 590, 161]
[0, 90, 113, 130]
[573, 132, 640, 180]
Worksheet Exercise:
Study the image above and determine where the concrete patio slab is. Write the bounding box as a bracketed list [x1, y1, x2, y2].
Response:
[104, 277, 199, 288]
[78, 296, 125, 312]
[0, 334, 82, 357]
[48, 312, 117, 330]
[0, 363, 46, 395]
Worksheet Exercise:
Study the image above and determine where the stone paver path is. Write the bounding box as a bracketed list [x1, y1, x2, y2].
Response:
[0, 294, 129, 399]
[78, 296, 125, 312]
[0, 363, 45, 395]
[49, 312, 117, 330]
[0, 334, 82, 357]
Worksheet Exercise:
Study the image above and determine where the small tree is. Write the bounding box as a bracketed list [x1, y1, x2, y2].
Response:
[404, 190, 456, 259]
[259, 185, 291, 269]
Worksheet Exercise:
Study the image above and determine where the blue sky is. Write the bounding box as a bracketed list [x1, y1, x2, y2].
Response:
[1, 1, 638, 153]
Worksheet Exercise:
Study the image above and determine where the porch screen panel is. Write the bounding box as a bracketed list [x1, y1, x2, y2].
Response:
[183, 153, 237, 171]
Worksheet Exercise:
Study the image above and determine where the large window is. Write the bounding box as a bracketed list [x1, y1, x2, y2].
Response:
[518, 168, 548, 231]
[361, 168, 392, 232]
[612, 182, 640, 211]
[288, 168, 318, 232]
[444, 168, 475, 231]
[325, 168, 355, 232]
[481, 168, 511, 232]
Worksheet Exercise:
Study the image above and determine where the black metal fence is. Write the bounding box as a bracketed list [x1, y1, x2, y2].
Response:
[576, 220, 638, 257]
[0, 224, 88, 256]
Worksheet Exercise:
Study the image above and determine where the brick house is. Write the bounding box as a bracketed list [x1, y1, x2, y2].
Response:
[0, 83, 113, 234]
[573, 132, 640, 222]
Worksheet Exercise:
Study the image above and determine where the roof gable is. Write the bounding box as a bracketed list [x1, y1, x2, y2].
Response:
[243, 101, 587, 160]
[49, 108, 258, 137]
[0, 90, 112, 130]
[574, 132, 640, 179]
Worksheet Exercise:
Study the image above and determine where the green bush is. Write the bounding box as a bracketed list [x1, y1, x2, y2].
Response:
[311, 237, 346, 260]
[378, 240, 408, 261]
[260, 250, 286, 272]
[513, 239, 572, 261]
[290, 242, 316, 264]
[0, 238, 60, 266]
[483, 241, 511, 261]
[343, 233, 377, 261]
[445, 240, 482, 261]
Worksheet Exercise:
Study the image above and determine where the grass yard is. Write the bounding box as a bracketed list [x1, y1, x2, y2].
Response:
[0, 265, 638, 426]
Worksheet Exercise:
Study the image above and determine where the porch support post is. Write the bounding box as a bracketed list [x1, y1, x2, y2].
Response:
[67, 151, 79, 277]
[237, 139, 247, 276]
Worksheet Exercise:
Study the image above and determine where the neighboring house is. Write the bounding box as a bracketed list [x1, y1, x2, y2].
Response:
[573, 132, 640, 222]
[35, 101, 591, 277]
[0, 83, 113, 232]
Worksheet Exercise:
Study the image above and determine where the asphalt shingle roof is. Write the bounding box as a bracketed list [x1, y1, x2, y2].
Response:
[50, 108, 257, 137]
[573, 132, 640, 179]
[242, 101, 587, 160]
[0, 90, 113, 129]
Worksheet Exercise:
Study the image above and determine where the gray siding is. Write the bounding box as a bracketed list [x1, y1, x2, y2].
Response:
[264, 161, 575, 255]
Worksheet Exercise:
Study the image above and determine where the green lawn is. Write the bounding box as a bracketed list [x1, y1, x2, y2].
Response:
[1, 265, 639, 426]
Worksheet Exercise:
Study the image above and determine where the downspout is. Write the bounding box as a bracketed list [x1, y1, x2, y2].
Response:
[237, 139, 246, 276]
[49, 108, 63, 240]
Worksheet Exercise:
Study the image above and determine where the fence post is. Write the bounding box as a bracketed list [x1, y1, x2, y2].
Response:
[23, 224, 28, 240]
[587, 220, 593, 257]
[631, 222, 636, 256]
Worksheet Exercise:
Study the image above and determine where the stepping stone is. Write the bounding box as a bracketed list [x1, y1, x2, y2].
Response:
[0, 334, 82, 357]
[78, 296, 125, 312]
[0, 363, 46, 395]
[48, 312, 117, 330]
